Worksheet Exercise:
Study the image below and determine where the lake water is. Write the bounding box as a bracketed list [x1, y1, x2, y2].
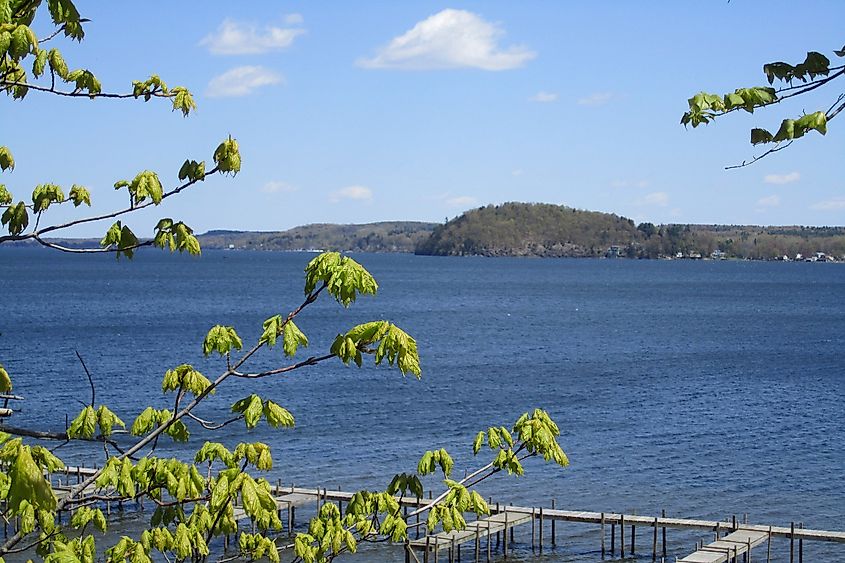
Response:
[1, 249, 843, 561]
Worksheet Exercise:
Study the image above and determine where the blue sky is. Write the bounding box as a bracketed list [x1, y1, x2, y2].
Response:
[5, 2, 844, 237]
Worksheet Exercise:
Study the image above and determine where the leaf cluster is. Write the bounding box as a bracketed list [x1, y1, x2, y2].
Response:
[67, 405, 125, 439]
[416, 448, 453, 477]
[131, 407, 190, 442]
[304, 252, 378, 307]
[331, 320, 421, 377]
[513, 409, 569, 467]
[231, 394, 295, 430]
[260, 316, 309, 357]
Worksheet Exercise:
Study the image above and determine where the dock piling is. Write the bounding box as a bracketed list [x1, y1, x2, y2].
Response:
[799, 522, 804, 563]
[538, 506, 544, 552]
[621, 514, 626, 557]
[652, 516, 658, 561]
[601, 512, 606, 558]
[790, 521, 795, 563]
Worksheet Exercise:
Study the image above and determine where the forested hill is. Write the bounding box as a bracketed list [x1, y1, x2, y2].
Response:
[415, 203, 642, 257]
[198, 221, 437, 252]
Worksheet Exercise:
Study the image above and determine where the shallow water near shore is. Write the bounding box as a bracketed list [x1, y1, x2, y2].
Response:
[1, 249, 843, 561]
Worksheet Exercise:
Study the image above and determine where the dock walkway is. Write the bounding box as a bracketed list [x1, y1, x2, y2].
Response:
[677, 529, 769, 563]
[408, 510, 531, 560]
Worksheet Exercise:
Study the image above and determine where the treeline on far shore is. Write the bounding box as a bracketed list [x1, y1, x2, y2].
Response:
[13, 202, 845, 261]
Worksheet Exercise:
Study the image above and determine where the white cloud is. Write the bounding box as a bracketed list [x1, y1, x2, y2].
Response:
[261, 181, 298, 194]
[810, 197, 845, 211]
[206, 66, 283, 98]
[638, 191, 669, 207]
[530, 91, 558, 103]
[611, 179, 649, 188]
[330, 185, 373, 203]
[763, 171, 800, 185]
[577, 92, 614, 106]
[756, 195, 781, 208]
[357, 9, 535, 71]
[511, 169, 524, 177]
[284, 13, 304, 25]
[200, 18, 305, 55]
[445, 195, 477, 207]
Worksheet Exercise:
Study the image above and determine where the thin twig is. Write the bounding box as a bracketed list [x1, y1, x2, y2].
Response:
[75, 350, 95, 407]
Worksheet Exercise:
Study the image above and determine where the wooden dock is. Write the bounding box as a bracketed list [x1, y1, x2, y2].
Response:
[46, 469, 845, 561]
[677, 529, 769, 562]
[408, 509, 532, 561]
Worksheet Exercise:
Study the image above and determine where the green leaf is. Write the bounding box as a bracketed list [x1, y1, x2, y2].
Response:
[96, 405, 125, 438]
[161, 364, 212, 396]
[171, 87, 196, 117]
[67, 406, 97, 439]
[231, 394, 264, 429]
[99, 221, 139, 259]
[472, 431, 484, 455]
[0, 0, 11, 24]
[47, 48, 69, 78]
[152, 219, 201, 255]
[260, 314, 284, 347]
[165, 420, 190, 442]
[124, 170, 163, 205]
[7, 445, 57, 512]
[213, 136, 241, 175]
[194, 441, 233, 466]
[750, 128, 774, 145]
[282, 320, 308, 357]
[32, 183, 65, 212]
[1, 201, 28, 235]
[263, 400, 295, 428]
[794, 111, 827, 136]
[68, 185, 91, 206]
[0, 365, 11, 392]
[130, 407, 157, 436]
[177, 159, 205, 182]
[211, 474, 229, 510]
[32, 47, 47, 77]
[437, 448, 453, 477]
[0, 146, 13, 171]
[373, 323, 421, 377]
[202, 325, 242, 357]
[773, 118, 797, 142]
[304, 252, 378, 307]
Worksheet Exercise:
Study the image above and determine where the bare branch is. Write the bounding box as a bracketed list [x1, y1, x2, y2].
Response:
[725, 140, 794, 170]
[75, 350, 95, 407]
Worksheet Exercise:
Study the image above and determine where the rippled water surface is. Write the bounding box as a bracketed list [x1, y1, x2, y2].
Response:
[1, 249, 843, 561]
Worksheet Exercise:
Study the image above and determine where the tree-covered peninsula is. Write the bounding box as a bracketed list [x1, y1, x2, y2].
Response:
[413, 202, 845, 260]
[415, 203, 642, 257]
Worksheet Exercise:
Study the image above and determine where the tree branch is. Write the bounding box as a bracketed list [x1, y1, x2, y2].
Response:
[0, 166, 219, 245]
[0, 79, 179, 101]
[75, 350, 95, 407]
